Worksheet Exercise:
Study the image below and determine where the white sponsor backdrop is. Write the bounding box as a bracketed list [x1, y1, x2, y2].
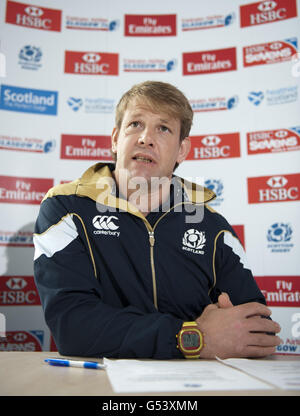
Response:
[0, 0, 299, 354]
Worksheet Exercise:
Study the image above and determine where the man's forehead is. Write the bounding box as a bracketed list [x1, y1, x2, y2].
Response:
[124, 98, 179, 123]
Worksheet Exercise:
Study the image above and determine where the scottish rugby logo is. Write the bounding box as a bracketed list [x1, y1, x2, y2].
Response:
[182, 229, 206, 254]
[267, 223, 293, 252]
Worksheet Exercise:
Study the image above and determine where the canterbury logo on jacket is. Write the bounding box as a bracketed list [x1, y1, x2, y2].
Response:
[33, 163, 266, 358]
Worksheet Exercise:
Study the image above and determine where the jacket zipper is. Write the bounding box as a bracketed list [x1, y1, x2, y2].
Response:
[145, 204, 181, 310]
[145, 200, 211, 310]
[148, 230, 158, 309]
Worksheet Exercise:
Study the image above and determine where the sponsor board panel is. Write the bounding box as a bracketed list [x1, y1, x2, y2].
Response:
[64, 51, 119, 76]
[232, 225, 245, 249]
[0, 276, 40, 306]
[5, 0, 62, 31]
[181, 12, 235, 31]
[183, 47, 237, 75]
[243, 38, 297, 67]
[247, 173, 300, 204]
[186, 133, 240, 160]
[0, 134, 56, 153]
[247, 127, 300, 155]
[0, 175, 53, 205]
[65, 15, 119, 31]
[123, 57, 177, 73]
[190, 95, 239, 112]
[270, 307, 300, 355]
[60, 134, 112, 160]
[240, 0, 297, 28]
[0, 330, 44, 351]
[255, 276, 300, 307]
[247, 86, 298, 107]
[124, 14, 176, 36]
[0, 84, 58, 116]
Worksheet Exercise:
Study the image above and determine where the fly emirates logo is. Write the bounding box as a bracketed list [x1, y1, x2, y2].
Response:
[124, 14, 176, 36]
[0, 176, 53, 205]
[60, 135, 112, 160]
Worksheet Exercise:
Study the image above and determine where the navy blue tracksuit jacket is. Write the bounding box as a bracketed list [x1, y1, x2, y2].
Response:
[33, 163, 266, 358]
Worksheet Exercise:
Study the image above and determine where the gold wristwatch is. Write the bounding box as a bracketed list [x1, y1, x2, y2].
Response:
[176, 321, 204, 359]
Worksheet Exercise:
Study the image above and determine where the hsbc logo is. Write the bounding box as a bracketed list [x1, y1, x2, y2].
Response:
[24, 6, 43, 17]
[64, 51, 119, 75]
[13, 332, 27, 341]
[187, 133, 240, 160]
[275, 130, 288, 138]
[202, 136, 221, 146]
[247, 127, 300, 155]
[248, 173, 300, 203]
[92, 215, 120, 237]
[240, 0, 297, 28]
[6, 277, 27, 290]
[270, 42, 282, 50]
[5, 1, 62, 32]
[82, 53, 101, 63]
[0, 330, 43, 351]
[267, 176, 288, 188]
[257, 1, 277, 12]
[0, 276, 40, 305]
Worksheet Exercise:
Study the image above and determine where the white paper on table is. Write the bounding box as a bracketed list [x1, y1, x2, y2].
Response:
[103, 358, 272, 393]
[217, 358, 300, 390]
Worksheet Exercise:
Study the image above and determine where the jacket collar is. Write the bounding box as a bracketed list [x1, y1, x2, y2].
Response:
[76, 162, 215, 211]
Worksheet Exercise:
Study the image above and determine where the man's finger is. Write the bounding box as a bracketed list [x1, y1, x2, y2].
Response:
[242, 345, 277, 358]
[238, 302, 272, 318]
[217, 292, 233, 309]
[247, 333, 282, 347]
[246, 316, 281, 334]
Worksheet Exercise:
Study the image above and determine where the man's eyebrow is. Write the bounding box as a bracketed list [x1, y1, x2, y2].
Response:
[159, 118, 173, 124]
[127, 112, 143, 119]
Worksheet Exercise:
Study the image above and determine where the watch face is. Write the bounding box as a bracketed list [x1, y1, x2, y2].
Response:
[182, 331, 200, 349]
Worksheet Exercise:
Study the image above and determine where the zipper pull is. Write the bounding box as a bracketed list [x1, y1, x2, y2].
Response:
[149, 231, 155, 246]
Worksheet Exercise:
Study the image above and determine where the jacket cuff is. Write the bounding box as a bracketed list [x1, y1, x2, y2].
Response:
[170, 318, 185, 358]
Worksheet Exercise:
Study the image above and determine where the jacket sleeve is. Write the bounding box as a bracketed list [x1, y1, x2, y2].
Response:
[211, 227, 266, 306]
[34, 196, 183, 359]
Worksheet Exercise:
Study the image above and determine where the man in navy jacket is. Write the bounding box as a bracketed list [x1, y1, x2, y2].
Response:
[34, 81, 281, 359]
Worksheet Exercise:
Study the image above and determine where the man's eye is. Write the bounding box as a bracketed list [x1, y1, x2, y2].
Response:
[160, 125, 170, 133]
[130, 121, 140, 128]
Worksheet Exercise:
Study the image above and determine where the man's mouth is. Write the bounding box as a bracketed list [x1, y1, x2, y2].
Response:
[132, 155, 154, 164]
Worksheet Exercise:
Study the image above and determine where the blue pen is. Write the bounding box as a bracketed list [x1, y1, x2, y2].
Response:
[44, 358, 106, 370]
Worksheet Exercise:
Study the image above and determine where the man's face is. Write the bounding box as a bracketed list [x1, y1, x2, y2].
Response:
[111, 98, 191, 184]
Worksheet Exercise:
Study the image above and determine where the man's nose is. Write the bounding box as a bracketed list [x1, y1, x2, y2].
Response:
[138, 128, 155, 147]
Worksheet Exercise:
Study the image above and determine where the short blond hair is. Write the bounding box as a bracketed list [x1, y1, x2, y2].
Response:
[115, 81, 193, 142]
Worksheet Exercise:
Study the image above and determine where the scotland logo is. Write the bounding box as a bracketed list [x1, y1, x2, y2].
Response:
[18, 45, 42, 70]
[248, 91, 264, 106]
[205, 179, 224, 206]
[182, 229, 206, 255]
[67, 97, 83, 112]
[267, 223, 293, 253]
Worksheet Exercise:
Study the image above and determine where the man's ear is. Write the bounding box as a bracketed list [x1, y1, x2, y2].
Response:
[176, 137, 191, 165]
[111, 127, 119, 154]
